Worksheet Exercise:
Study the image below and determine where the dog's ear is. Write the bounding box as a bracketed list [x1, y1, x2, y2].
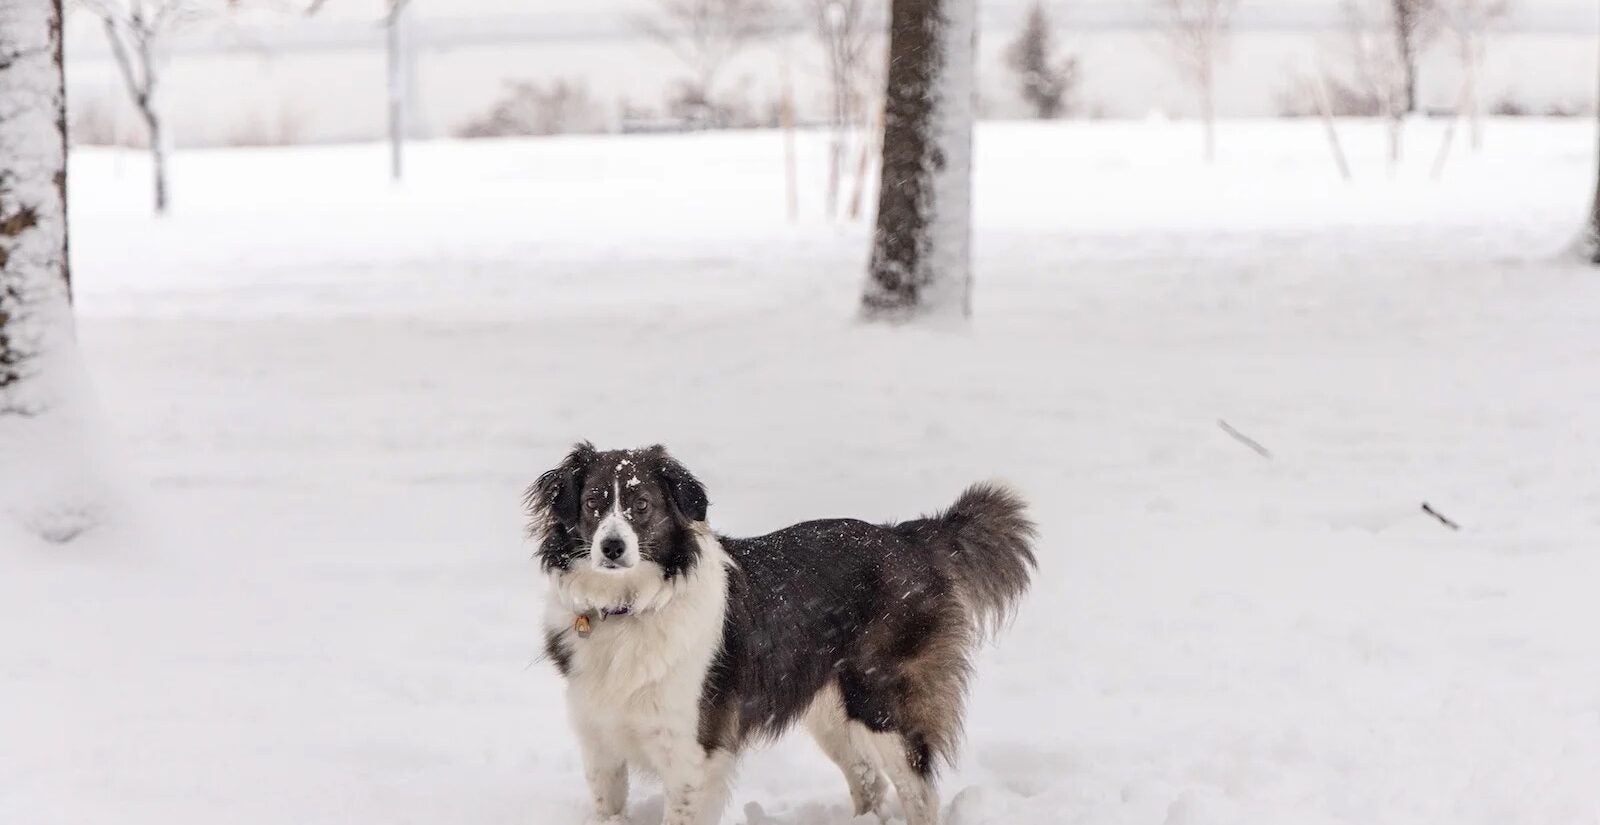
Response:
[649, 445, 708, 524]
[525, 441, 597, 537]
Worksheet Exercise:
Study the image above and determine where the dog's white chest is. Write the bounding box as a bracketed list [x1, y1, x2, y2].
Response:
[546, 540, 731, 775]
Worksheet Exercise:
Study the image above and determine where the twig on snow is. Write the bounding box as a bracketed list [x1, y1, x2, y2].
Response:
[1218, 419, 1272, 459]
[1421, 502, 1461, 531]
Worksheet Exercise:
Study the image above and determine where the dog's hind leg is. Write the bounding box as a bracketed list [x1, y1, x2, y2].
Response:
[866, 731, 941, 825]
[803, 685, 888, 817]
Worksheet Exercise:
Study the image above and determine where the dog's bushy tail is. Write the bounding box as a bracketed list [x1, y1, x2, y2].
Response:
[929, 482, 1037, 636]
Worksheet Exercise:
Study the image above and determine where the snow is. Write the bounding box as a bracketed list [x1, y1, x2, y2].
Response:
[4, 118, 1600, 824]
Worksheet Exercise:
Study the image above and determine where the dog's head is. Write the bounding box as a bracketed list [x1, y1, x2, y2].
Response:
[526, 442, 710, 585]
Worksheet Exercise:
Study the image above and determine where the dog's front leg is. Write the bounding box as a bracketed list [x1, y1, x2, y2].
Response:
[653, 738, 735, 825]
[574, 725, 628, 822]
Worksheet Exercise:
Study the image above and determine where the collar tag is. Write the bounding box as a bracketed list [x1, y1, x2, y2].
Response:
[573, 612, 594, 638]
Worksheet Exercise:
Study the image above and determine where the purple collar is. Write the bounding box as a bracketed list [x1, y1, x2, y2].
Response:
[574, 604, 634, 638]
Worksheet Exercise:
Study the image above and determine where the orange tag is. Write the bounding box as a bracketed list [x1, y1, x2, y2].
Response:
[574, 614, 593, 637]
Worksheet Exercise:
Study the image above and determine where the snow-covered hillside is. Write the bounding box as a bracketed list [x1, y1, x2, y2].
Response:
[4, 119, 1599, 825]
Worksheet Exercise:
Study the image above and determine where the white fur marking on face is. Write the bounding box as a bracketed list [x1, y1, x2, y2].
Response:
[592, 478, 640, 571]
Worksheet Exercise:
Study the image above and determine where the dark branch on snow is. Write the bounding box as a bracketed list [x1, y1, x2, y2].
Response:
[1420, 502, 1461, 531]
[1217, 419, 1272, 459]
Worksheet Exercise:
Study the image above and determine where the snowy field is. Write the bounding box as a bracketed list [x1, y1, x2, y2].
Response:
[5, 119, 1600, 825]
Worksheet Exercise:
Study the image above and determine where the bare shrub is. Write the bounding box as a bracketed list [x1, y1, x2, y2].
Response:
[457, 80, 607, 138]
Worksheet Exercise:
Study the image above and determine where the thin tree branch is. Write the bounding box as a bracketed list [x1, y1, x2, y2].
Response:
[1217, 419, 1272, 459]
[100, 15, 150, 107]
[1420, 502, 1461, 530]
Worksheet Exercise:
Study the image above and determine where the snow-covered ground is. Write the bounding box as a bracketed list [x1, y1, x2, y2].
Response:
[5, 119, 1600, 825]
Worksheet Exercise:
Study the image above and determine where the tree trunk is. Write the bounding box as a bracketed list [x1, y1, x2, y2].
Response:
[1587, 5, 1600, 265]
[136, 22, 167, 215]
[1, 0, 99, 545]
[861, 0, 976, 322]
[780, 57, 798, 223]
[145, 109, 168, 214]
[1588, 167, 1600, 264]
[1394, 0, 1419, 114]
[826, 122, 843, 217]
[0, 0, 73, 401]
[387, 7, 406, 181]
[1465, 43, 1483, 152]
[1311, 72, 1352, 181]
[1589, 63, 1600, 264]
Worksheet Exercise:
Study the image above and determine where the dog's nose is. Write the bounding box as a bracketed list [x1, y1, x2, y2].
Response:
[600, 537, 626, 561]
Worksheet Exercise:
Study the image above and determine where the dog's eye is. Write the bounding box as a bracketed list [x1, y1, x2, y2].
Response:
[632, 499, 650, 512]
[584, 495, 602, 511]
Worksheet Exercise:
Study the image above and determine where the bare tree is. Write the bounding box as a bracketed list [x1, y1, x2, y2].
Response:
[1006, 1, 1079, 119]
[1390, 0, 1437, 115]
[861, 0, 976, 322]
[1151, 0, 1238, 163]
[1340, 0, 1416, 167]
[1, 0, 97, 542]
[305, 0, 414, 180]
[384, 0, 412, 180]
[638, 0, 774, 125]
[1437, 0, 1509, 151]
[808, 0, 880, 216]
[80, 0, 209, 214]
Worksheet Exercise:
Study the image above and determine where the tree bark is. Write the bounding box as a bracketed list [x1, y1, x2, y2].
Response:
[861, 0, 976, 322]
[1393, 0, 1420, 115]
[0, 0, 73, 403]
[145, 109, 168, 214]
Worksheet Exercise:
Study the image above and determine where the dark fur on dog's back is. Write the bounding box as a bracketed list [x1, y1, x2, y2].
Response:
[697, 483, 1037, 775]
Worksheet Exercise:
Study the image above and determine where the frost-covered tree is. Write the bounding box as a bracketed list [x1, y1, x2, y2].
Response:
[1, 0, 98, 543]
[79, 0, 211, 214]
[1005, 0, 1078, 119]
[1, 0, 72, 407]
[1152, 0, 1238, 163]
[861, 0, 976, 322]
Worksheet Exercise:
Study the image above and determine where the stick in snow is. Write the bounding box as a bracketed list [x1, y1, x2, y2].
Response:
[1421, 502, 1461, 531]
[1217, 419, 1271, 459]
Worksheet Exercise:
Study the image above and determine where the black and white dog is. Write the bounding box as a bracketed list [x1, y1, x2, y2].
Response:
[527, 443, 1036, 825]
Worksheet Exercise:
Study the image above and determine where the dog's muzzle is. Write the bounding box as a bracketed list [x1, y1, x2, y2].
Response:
[598, 536, 628, 567]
